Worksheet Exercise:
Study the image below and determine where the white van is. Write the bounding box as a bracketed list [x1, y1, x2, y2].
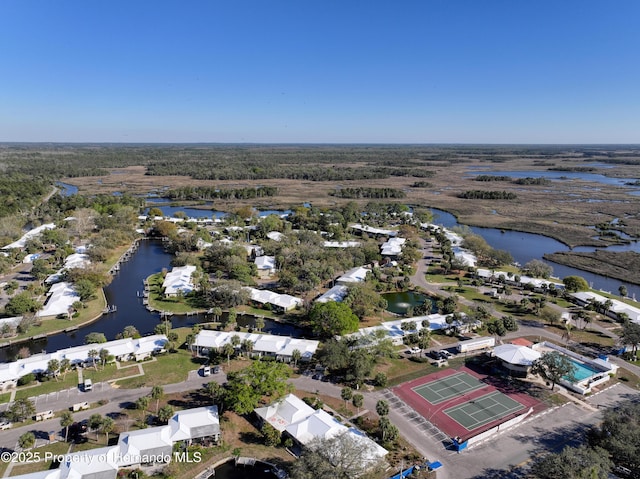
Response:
[84, 379, 93, 391]
[202, 366, 211, 377]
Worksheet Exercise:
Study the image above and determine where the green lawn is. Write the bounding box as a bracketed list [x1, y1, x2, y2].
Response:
[114, 349, 199, 388]
[0, 392, 10, 404]
[6, 442, 72, 477]
[82, 362, 144, 384]
[14, 374, 80, 401]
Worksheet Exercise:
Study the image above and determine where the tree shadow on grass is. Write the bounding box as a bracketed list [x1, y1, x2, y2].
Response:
[238, 431, 263, 445]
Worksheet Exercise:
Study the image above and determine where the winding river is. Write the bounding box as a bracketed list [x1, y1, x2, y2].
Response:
[429, 208, 640, 299]
[0, 240, 303, 361]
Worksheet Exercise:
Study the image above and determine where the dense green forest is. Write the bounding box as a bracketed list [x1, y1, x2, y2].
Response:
[0, 174, 51, 217]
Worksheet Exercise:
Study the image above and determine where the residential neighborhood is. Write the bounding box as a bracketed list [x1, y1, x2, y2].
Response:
[1, 189, 640, 479]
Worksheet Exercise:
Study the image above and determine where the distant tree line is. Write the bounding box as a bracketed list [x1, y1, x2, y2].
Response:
[164, 186, 278, 201]
[547, 166, 596, 172]
[330, 188, 406, 199]
[513, 177, 551, 185]
[410, 181, 432, 188]
[457, 190, 517, 200]
[474, 175, 512, 182]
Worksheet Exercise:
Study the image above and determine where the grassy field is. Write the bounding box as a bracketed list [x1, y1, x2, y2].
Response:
[113, 350, 198, 388]
[14, 374, 80, 401]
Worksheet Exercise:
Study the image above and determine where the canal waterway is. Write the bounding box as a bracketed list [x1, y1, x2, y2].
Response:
[430, 208, 640, 299]
[0, 240, 304, 361]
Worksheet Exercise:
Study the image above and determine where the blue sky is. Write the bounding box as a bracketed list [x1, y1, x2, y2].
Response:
[1, 1, 639, 143]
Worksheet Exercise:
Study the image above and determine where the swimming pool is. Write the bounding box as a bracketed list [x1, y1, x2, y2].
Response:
[566, 358, 600, 382]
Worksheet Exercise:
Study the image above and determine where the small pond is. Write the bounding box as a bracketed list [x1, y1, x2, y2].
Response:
[382, 291, 434, 315]
[208, 460, 280, 479]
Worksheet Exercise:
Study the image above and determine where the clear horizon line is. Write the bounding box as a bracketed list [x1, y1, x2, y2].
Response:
[1, 141, 639, 147]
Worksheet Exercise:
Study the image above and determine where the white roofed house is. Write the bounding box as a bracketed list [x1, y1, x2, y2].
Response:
[193, 330, 319, 362]
[315, 284, 349, 303]
[6, 405, 221, 479]
[336, 266, 370, 285]
[380, 237, 406, 257]
[169, 406, 220, 444]
[255, 393, 315, 432]
[1, 223, 56, 250]
[255, 394, 387, 475]
[0, 363, 20, 391]
[255, 255, 276, 278]
[37, 282, 80, 318]
[162, 265, 197, 297]
[0, 335, 169, 390]
[59, 446, 120, 479]
[118, 427, 173, 466]
[244, 287, 303, 312]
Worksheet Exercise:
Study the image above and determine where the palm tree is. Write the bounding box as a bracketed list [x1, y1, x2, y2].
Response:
[291, 349, 301, 367]
[151, 385, 164, 414]
[59, 359, 71, 379]
[60, 411, 74, 442]
[157, 405, 174, 424]
[255, 316, 265, 332]
[222, 343, 235, 366]
[47, 359, 60, 381]
[341, 387, 353, 408]
[88, 349, 99, 370]
[230, 335, 241, 354]
[100, 417, 114, 443]
[376, 400, 389, 417]
[352, 394, 363, 415]
[135, 396, 150, 421]
[99, 349, 111, 369]
[242, 339, 254, 358]
[88, 414, 103, 440]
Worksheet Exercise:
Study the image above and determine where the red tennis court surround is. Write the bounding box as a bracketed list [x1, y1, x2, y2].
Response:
[393, 366, 546, 442]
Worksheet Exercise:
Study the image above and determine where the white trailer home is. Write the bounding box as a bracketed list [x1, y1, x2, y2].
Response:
[457, 337, 495, 353]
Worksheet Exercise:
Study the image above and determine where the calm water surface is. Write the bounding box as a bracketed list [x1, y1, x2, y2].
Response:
[430, 208, 640, 299]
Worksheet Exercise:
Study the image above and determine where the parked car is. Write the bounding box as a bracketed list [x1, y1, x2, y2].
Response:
[312, 373, 323, 380]
[83, 379, 92, 391]
[439, 350, 452, 358]
[409, 347, 421, 354]
[0, 421, 12, 430]
[429, 350, 440, 360]
[202, 366, 211, 377]
[212, 365, 221, 374]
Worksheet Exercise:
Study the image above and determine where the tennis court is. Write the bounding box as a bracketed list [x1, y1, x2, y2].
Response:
[444, 390, 525, 431]
[412, 371, 485, 404]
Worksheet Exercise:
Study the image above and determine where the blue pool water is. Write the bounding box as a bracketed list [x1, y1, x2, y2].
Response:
[567, 358, 600, 382]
